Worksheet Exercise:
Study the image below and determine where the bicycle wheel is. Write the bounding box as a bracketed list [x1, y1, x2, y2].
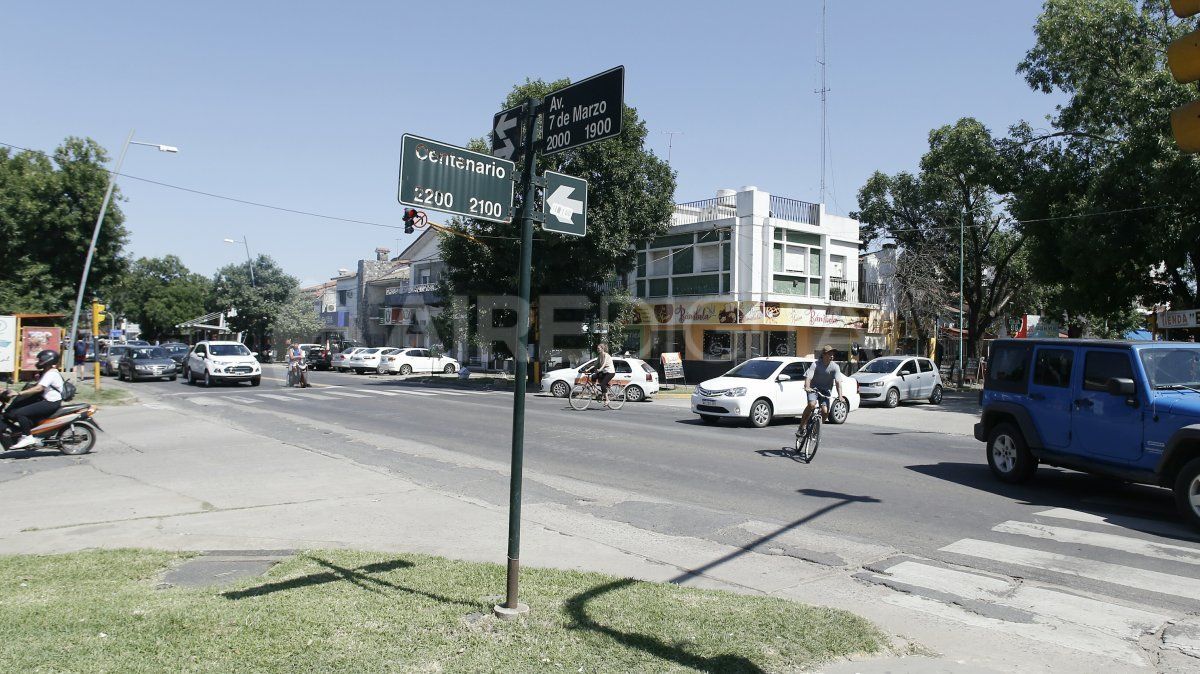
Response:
[606, 384, 626, 410]
[569, 384, 593, 410]
[804, 416, 822, 462]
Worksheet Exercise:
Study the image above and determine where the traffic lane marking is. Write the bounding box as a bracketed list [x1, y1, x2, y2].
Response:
[993, 520, 1200, 565]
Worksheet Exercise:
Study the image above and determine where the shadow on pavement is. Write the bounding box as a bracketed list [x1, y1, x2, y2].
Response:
[222, 557, 474, 606]
[907, 461, 1197, 542]
[0, 448, 67, 460]
[561, 490, 879, 673]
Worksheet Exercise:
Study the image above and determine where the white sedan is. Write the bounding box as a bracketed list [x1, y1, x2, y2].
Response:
[691, 357, 859, 428]
[540, 356, 659, 403]
[333, 347, 366, 372]
[378, 348, 460, 375]
[346, 347, 399, 374]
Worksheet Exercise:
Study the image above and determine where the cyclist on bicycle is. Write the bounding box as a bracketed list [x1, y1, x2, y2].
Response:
[801, 345, 842, 431]
[588, 343, 617, 407]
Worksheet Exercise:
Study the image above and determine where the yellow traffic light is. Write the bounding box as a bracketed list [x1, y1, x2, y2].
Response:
[92, 302, 107, 326]
[1171, 0, 1200, 18]
[1169, 1, 1200, 152]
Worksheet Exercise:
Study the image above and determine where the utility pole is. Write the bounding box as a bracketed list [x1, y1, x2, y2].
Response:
[816, 0, 829, 205]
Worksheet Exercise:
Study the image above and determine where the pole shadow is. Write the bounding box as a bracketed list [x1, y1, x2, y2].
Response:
[221, 556, 474, 607]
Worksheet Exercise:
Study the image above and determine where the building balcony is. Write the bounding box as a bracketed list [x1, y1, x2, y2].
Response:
[384, 283, 443, 307]
[829, 279, 885, 306]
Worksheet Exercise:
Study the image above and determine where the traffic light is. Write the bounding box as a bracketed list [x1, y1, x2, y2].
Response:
[91, 302, 107, 328]
[403, 208, 418, 234]
[1169, 0, 1200, 152]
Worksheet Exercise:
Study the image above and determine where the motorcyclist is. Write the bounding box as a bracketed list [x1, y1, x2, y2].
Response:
[5, 349, 65, 449]
[286, 339, 309, 388]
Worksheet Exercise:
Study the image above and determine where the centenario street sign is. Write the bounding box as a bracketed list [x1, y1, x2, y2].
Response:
[397, 134, 515, 224]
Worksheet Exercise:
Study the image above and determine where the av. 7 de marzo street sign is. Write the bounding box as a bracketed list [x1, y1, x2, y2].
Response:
[542, 65, 624, 155]
[397, 134, 515, 224]
[542, 171, 586, 236]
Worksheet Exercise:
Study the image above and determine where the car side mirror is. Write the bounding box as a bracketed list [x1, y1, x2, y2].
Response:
[1106, 377, 1135, 396]
[776, 374, 791, 382]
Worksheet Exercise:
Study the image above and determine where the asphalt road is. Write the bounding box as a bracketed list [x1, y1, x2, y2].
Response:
[120, 364, 1200, 620]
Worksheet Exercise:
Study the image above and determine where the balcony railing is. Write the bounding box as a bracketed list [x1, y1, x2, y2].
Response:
[829, 279, 886, 305]
[671, 195, 737, 225]
[768, 196, 819, 225]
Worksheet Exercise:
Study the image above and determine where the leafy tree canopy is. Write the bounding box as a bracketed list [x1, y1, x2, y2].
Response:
[269, 288, 325, 343]
[107, 255, 211, 341]
[211, 255, 297, 341]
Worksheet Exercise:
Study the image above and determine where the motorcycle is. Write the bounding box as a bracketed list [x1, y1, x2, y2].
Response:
[286, 360, 309, 388]
[0, 387, 101, 455]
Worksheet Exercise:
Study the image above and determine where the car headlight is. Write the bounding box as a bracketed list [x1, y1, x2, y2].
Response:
[862, 381, 882, 387]
[726, 387, 747, 397]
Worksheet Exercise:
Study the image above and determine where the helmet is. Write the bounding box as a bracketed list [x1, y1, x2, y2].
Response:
[35, 349, 59, 369]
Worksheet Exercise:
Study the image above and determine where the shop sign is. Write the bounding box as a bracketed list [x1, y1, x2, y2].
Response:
[660, 352, 684, 381]
[1159, 309, 1197, 329]
[21, 327, 61, 371]
[637, 301, 868, 330]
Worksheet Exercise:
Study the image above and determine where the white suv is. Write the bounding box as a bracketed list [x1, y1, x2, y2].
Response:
[184, 341, 262, 387]
[691, 357, 859, 427]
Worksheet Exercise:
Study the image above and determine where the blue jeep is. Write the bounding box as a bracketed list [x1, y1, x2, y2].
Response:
[975, 338, 1200, 530]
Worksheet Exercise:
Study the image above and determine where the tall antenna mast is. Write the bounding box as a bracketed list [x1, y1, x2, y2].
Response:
[817, 0, 829, 206]
[661, 130, 683, 164]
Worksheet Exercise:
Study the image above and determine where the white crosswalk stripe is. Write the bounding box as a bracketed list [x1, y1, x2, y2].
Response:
[322, 390, 369, 398]
[224, 396, 260, 404]
[256, 393, 302, 402]
[993, 520, 1200, 566]
[940, 538, 1200, 601]
[424, 390, 465, 396]
[1033, 507, 1199, 540]
[288, 392, 340, 400]
[391, 390, 436, 396]
[354, 389, 399, 396]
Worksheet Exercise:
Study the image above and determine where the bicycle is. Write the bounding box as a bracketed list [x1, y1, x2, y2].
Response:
[568, 373, 626, 410]
[794, 390, 831, 463]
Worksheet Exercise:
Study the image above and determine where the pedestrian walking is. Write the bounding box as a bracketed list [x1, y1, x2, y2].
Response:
[73, 335, 88, 381]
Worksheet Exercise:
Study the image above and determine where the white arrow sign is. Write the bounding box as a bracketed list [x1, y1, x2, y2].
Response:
[547, 185, 583, 224]
[494, 137, 515, 160]
[494, 111, 518, 140]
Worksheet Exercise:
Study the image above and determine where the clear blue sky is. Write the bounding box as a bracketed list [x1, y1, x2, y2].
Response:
[3, 1, 1057, 286]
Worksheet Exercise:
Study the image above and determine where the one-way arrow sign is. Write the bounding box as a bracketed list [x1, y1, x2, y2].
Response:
[491, 104, 524, 161]
[542, 171, 587, 236]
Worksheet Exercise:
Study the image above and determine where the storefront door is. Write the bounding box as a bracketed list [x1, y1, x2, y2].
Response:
[735, 332, 763, 362]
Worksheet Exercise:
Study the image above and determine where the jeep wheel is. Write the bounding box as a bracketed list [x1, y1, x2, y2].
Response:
[884, 387, 900, 408]
[987, 422, 1037, 484]
[1173, 457, 1200, 531]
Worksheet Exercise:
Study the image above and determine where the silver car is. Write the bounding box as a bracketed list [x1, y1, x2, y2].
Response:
[101, 345, 131, 376]
[852, 356, 944, 407]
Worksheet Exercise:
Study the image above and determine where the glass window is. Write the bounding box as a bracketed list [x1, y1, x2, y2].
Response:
[649, 250, 670, 276]
[702, 331, 732, 361]
[1033, 349, 1074, 388]
[209, 344, 251, 356]
[650, 330, 684, 359]
[614, 360, 633, 374]
[724, 359, 785, 379]
[862, 357, 903, 373]
[672, 274, 719, 296]
[1140, 347, 1200, 388]
[636, 280, 646, 298]
[809, 249, 821, 276]
[194, 345, 206, 356]
[767, 331, 795, 357]
[672, 247, 693, 275]
[785, 230, 821, 246]
[899, 359, 918, 375]
[772, 244, 784, 272]
[773, 275, 808, 295]
[636, 252, 646, 278]
[781, 362, 807, 378]
[988, 344, 1030, 390]
[830, 255, 846, 279]
[721, 273, 730, 293]
[1083, 351, 1133, 392]
[647, 278, 669, 297]
[919, 359, 934, 373]
[652, 233, 694, 248]
[697, 245, 720, 272]
[722, 243, 730, 270]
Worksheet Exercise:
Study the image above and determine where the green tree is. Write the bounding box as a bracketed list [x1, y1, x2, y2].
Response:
[269, 288, 324, 343]
[0, 137, 128, 313]
[1011, 0, 1200, 317]
[856, 118, 1030, 357]
[108, 255, 211, 341]
[211, 255, 297, 346]
[438, 77, 675, 311]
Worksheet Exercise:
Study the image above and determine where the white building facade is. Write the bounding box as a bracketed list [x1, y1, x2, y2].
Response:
[626, 187, 884, 381]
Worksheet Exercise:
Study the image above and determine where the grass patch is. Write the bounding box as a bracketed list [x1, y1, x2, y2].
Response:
[0, 549, 884, 673]
[70, 385, 135, 406]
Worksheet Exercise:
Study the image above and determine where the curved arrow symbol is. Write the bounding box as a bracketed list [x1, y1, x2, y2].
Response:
[547, 185, 583, 224]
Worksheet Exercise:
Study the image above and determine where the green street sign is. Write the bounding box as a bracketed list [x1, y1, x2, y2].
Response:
[542, 171, 587, 236]
[397, 134, 515, 224]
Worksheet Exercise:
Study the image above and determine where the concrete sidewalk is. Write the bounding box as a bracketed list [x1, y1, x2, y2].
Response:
[0, 400, 1141, 673]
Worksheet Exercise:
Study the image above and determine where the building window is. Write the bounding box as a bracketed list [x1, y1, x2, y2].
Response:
[672, 247, 693, 275]
[649, 250, 671, 276]
[337, 290, 353, 305]
[702, 331, 732, 361]
[830, 254, 846, 279]
[650, 329, 685, 359]
[697, 244, 720, 273]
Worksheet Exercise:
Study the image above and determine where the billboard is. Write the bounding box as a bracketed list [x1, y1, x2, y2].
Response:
[21, 327, 61, 371]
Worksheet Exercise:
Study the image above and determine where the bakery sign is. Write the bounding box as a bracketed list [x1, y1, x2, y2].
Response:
[636, 301, 868, 330]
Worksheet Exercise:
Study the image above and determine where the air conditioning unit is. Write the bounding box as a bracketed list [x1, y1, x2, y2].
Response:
[324, 304, 336, 313]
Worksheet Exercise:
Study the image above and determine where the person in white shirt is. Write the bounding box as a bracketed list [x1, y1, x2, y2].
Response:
[585, 343, 617, 407]
[5, 349, 65, 449]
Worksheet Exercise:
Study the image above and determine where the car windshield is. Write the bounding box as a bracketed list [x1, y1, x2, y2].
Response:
[724, 359, 784, 379]
[131, 347, 168, 360]
[1140, 347, 1200, 389]
[209, 344, 252, 357]
[860, 358, 903, 374]
[362, 348, 381, 354]
[110, 347, 127, 355]
[164, 345, 188, 354]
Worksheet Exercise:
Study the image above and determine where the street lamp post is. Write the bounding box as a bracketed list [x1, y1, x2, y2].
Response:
[224, 237, 255, 287]
[64, 130, 178, 375]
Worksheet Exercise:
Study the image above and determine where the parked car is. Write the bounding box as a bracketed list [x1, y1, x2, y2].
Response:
[100, 345, 130, 376]
[976, 338, 1200, 530]
[182, 340, 261, 387]
[306, 346, 333, 371]
[126, 340, 150, 347]
[160, 342, 190, 365]
[691, 357, 860, 428]
[332, 347, 367, 372]
[377, 348, 460, 375]
[540, 356, 659, 403]
[852, 356, 944, 407]
[346, 347, 399, 374]
[117, 346, 178, 382]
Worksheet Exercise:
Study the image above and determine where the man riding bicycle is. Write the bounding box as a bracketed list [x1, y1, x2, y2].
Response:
[800, 345, 842, 431]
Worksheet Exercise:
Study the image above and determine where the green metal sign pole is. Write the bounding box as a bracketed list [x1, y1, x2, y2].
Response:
[499, 97, 541, 617]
